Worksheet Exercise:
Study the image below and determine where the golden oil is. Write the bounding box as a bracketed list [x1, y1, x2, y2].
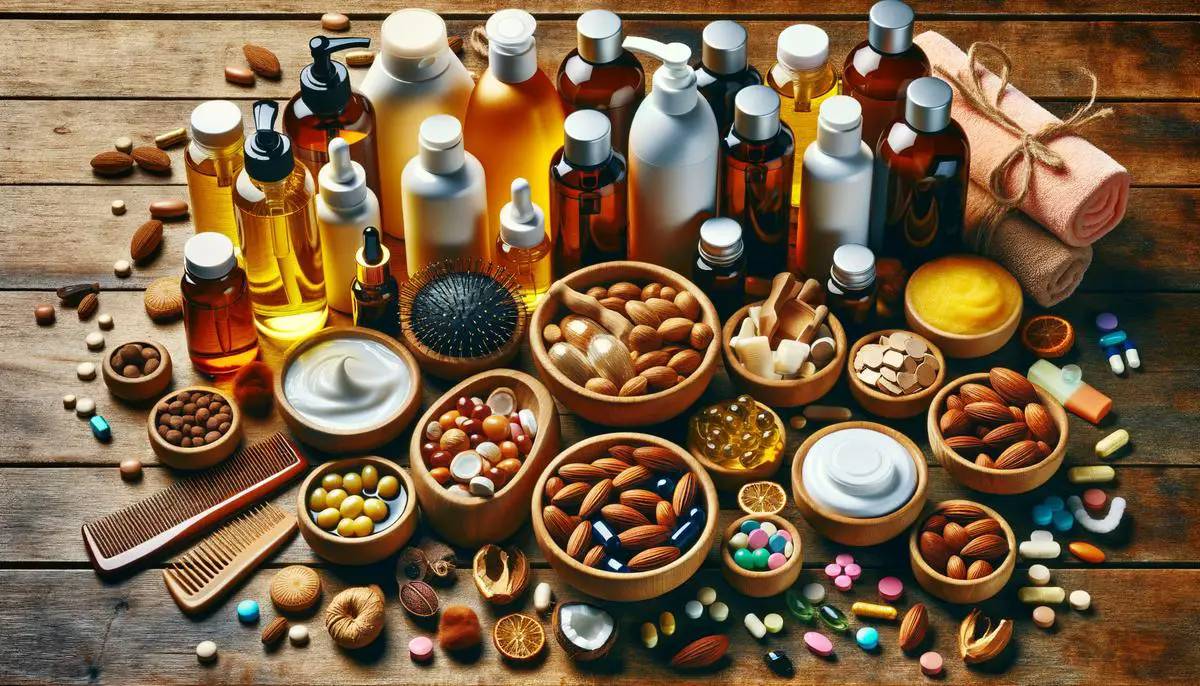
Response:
[185, 100, 246, 246]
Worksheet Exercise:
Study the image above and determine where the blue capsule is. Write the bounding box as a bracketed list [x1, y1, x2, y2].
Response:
[601, 557, 631, 573]
[591, 520, 621, 556]
[670, 520, 702, 550]
[89, 415, 112, 442]
[1098, 330, 1127, 348]
[653, 476, 676, 500]
[686, 506, 706, 525]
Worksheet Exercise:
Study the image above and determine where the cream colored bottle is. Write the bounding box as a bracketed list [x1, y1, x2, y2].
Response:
[316, 137, 381, 314]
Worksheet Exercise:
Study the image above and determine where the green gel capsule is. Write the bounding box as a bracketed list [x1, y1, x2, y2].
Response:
[785, 590, 816, 623]
[818, 604, 849, 632]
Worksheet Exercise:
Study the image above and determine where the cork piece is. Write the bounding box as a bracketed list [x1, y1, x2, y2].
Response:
[855, 332, 940, 397]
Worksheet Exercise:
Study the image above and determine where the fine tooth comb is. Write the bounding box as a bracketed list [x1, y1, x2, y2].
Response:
[163, 502, 297, 615]
[82, 432, 306, 575]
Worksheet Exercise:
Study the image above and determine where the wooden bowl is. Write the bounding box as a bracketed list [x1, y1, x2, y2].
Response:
[296, 456, 418, 566]
[102, 340, 172, 402]
[847, 330, 946, 419]
[720, 302, 847, 408]
[909, 499, 1016, 604]
[905, 282, 1021, 359]
[928, 372, 1069, 494]
[409, 369, 561, 548]
[720, 513, 803, 597]
[687, 402, 785, 491]
[528, 261, 720, 427]
[275, 327, 422, 454]
[531, 433, 719, 602]
[791, 421, 928, 546]
[147, 385, 243, 469]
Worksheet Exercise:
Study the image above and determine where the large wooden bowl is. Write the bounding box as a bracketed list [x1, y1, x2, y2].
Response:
[720, 302, 847, 408]
[687, 402, 786, 491]
[147, 385, 243, 469]
[720, 513, 803, 597]
[909, 499, 1016, 604]
[531, 433, 719, 602]
[528, 261, 720, 427]
[928, 372, 1069, 494]
[847, 330, 946, 419]
[296, 456, 418, 566]
[275, 327, 422, 454]
[905, 280, 1021, 359]
[791, 421, 929, 546]
[102, 339, 173, 402]
[409, 369, 561, 548]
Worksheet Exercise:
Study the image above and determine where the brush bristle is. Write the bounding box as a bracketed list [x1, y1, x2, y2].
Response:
[399, 258, 526, 359]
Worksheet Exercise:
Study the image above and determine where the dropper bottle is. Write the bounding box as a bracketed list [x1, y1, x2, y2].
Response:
[316, 137, 381, 314]
[496, 178, 553, 306]
[351, 226, 400, 335]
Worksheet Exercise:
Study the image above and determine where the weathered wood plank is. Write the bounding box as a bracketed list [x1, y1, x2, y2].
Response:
[1, 19, 1197, 100]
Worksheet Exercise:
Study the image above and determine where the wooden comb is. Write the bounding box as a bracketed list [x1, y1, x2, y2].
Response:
[163, 502, 297, 615]
[82, 432, 306, 575]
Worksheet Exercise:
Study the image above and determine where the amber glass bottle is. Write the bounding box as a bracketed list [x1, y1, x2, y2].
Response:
[842, 1, 930, 150]
[693, 217, 747, 318]
[550, 109, 628, 275]
[184, 101, 244, 247]
[181, 232, 259, 375]
[556, 10, 644, 157]
[695, 21, 763, 141]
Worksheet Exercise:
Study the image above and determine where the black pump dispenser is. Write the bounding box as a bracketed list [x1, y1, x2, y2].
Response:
[301, 36, 372, 117]
[244, 100, 293, 183]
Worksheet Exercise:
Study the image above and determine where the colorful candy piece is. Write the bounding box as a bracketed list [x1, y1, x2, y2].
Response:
[752, 548, 771, 570]
[824, 563, 842, 579]
[740, 519, 760, 535]
[856, 626, 879, 650]
[734, 548, 755, 571]
[768, 552, 788, 570]
[878, 576, 904, 601]
[804, 631, 834, 657]
[768, 534, 788, 553]
[236, 599, 260, 623]
[747, 528, 769, 550]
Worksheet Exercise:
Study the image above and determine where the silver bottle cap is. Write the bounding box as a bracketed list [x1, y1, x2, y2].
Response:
[733, 85, 782, 142]
[699, 217, 744, 266]
[831, 244, 876, 289]
[563, 110, 612, 167]
[185, 232, 238, 280]
[904, 77, 953, 133]
[577, 10, 623, 64]
[702, 20, 748, 76]
[868, 0, 916, 55]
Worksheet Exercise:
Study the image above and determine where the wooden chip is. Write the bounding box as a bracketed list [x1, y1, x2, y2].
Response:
[861, 344, 884, 368]
[853, 351, 865, 371]
[916, 359, 938, 386]
[877, 377, 904, 395]
[880, 366, 898, 383]
[858, 368, 882, 386]
[882, 349, 905, 369]
[898, 371, 920, 392]
[905, 337, 928, 357]
[888, 332, 911, 351]
[901, 355, 918, 374]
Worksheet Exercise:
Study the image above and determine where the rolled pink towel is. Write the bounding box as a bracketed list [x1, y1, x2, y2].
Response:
[914, 31, 1130, 247]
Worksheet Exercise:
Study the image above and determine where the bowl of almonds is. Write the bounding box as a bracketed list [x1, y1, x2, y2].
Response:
[101, 340, 173, 401]
[927, 367, 1069, 494]
[530, 433, 718, 602]
[909, 499, 1016, 604]
[146, 385, 243, 469]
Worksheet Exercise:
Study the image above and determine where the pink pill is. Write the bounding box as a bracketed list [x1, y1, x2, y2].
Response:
[835, 553, 855, 566]
[409, 636, 434, 663]
[824, 563, 842, 579]
[1082, 488, 1107, 513]
[844, 563, 862, 580]
[776, 529, 792, 542]
[747, 529, 770, 550]
[878, 576, 904, 601]
[834, 574, 853, 591]
[768, 552, 788, 570]
[804, 631, 834, 657]
[920, 651, 943, 676]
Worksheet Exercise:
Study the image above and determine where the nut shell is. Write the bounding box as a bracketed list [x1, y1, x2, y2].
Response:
[399, 580, 440, 617]
[270, 565, 322, 613]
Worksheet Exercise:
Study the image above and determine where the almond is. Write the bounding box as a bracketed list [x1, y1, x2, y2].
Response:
[578, 479, 613, 519]
[607, 281, 641, 300]
[919, 531, 953, 570]
[129, 219, 164, 263]
[899, 603, 927, 652]
[1035, 440, 1052, 457]
[628, 544, 681, 571]
[655, 500, 677, 529]
[600, 504, 650, 530]
[964, 401, 1013, 426]
[1009, 405, 1024, 422]
[668, 349, 701, 376]
[975, 454, 995, 468]
[617, 525, 670, 550]
[612, 464, 653, 490]
[625, 300, 660, 328]
[585, 377, 618, 395]
[586, 286, 608, 299]
[640, 283, 662, 300]
[938, 408, 971, 436]
[941, 503, 987, 522]
[90, 150, 134, 176]
[566, 521, 591, 560]
[559, 463, 608, 483]
[627, 324, 662, 354]
[674, 290, 701, 321]
[645, 297, 683, 321]
[76, 292, 99, 320]
[921, 513, 949, 532]
[131, 146, 171, 173]
[550, 481, 590, 511]
[942, 522, 969, 552]
[672, 472, 697, 517]
[960, 533, 1009, 560]
[542, 505, 576, 546]
[945, 554, 967, 580]
[1024, 402, 1058, 445]
[590, 457, 630, 477]
[599, 296, 627, 313]
[989, 367, 1038, 405]
[669, 634, 728, 668]
[689, 322, 714, 350]
[607, 445, 636, 462]
[960, 382, 1005, 406]
[966, 559, 995, 580]
[964, 518, 1003, 538]
[658, 317, 693, 343]
[583, 545, 605, 568]
[633, 350, 670, 374]
[993, 440, 1041, 469]
[945, 393, 964, 411]
[945, 435, 985, 453]
[631, 446, 686, 473]
[982, 422, 1028, 448]
[618, 375, 649, 397]
[639, 365, 677, 391]
[618, 489, 661, 516]
[261, 616, 288, 645]
[243, 44, 282, 79]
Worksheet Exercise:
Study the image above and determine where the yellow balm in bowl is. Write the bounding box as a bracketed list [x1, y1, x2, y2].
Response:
[907, 256, 1020, 334]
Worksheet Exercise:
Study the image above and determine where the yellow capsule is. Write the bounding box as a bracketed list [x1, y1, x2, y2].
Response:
[803, 405, 852, 422]
[342, 471, 363, 495]
[339, 494, 365, 519]
[1095, 429, 1129, 458]
[1018, 586, 1066, 605]
[1067, 465, 1116, 484]
[336, 517, 357, 538]
[315, 507, 340, 530]
[361, 465, 379, 491]
[640, 622, 658, 649]
[308, 487, 328, 511]
[321, 473, 343, 491]
[659, 611, 676, 636]
[377, 475, 400, 499]
[352, 515, 375, 537]
[851, 602, 898, 620]
[363, 497, 389, 523]
[325, 488, 348, 511]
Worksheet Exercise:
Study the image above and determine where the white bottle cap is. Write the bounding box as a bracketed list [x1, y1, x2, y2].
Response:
[418, 114, 466, 175]
[816, 95, 865, 157]
[622, 36, 697, 116]
[184, 232, 237, 280]
[499, 178, 545, 249]
[777, 24, 830, 73]
[487, 9, 538, 84]
[379, 9, 454, 82]
[318, 137, 367, 210]
[189, 100, 243, 149]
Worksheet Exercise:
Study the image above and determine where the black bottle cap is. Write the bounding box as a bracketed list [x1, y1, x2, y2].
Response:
[244, 100, 293, 183]
[356, 226, 391, 286]
[362, 226, 384, 265]
[301, 36, 371, 117]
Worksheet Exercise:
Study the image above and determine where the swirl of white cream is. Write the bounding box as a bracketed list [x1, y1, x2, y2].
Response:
[284, 338, 410, 430]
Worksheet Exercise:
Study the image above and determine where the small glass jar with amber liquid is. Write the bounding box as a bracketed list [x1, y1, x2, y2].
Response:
[181, 232, 259, 375]
[826, 243, 878, 334]
[693, 217, 747, 319]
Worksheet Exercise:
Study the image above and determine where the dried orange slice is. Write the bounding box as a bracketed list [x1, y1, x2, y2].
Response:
[737, 481, 787, 516]
[1021, 315, 1075, 358]
[493, 613, 545, 662]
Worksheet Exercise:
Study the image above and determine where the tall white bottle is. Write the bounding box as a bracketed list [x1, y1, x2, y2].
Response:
[361, 9, 474, 240]
[622, 37, 718, 277]
[316, 137, 381, 314]
[800, 95, 874, 280]
[400, 115, 492, 276]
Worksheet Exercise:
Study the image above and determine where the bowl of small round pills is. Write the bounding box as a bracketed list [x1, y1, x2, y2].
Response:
[296, 456, 418, 565]
[720, 513, 802, 597]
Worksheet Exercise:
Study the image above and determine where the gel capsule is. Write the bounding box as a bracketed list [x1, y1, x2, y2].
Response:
[817, 604, 849, 632]
[591, 520, 621, 556]
[786, 590, 816, 623]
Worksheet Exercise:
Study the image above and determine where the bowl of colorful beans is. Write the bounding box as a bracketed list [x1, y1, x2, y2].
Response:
[720, 513, 803, 597]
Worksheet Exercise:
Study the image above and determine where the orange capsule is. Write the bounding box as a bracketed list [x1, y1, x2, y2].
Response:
[429, 467, 452, 486]
[499, 440, 519, 460]
[438, 410, 461, 430]
[1068, 541, 1106, 564]
[496, 458, 523, 476]
[481, 415, 510, 442]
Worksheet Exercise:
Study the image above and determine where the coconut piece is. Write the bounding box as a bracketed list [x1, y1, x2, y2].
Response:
[554, 602, 617, 661]
[472, 544, 529, 605]
[486, 386, 516, 416]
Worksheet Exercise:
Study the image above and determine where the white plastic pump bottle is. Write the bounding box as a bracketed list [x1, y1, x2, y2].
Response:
[316, 137, 381, 314]
[621, 37, 719, 277]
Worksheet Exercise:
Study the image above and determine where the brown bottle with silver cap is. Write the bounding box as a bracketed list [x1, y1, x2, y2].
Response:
[693, 217, 748, 318]
[695, 20, 763, 140]
[556, 9, 645, 157]
[843, 0, 930, 149]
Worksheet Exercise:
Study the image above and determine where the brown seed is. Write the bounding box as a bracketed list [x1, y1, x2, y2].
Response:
[945, 555, 967, 579]
[566, 521, 591, 560]
[34, 303, 55, 325]
[942, 522, 969, 552]
[243, 44, 282, 79]
[628, 545, 681, 571]
[599, 504, 651, 530]
[966, 559, 995, 580]
[225, 65, 256, 85]
[964, 518, 1003, 538]
[919, 531, 953, 571]
[321, 12, 350, 31]
[261, 617, 288, 646]
[76, 292, 99, 320]
[90, 150, 134, 176]
[131, 146, 171, 173]
[899, 603, 928, 652]
[582, 545, 605, 568]
[922, 514, 948, 532]
[689, 322, 714, 350]
[399, 580, 440, 617]
[618, 375, 649, 397]
[672, 472, 697, 517]
[617, 525, 670, 550]
[938, 408, 971, 436]
[130, 219, 164, 262]
[960, 533, 1009, 560]
[577, 479, 613, 520]
[149, 199, 189, 219]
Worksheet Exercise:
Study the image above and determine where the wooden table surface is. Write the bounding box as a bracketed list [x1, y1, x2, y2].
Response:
[2, 2, 1198, 684]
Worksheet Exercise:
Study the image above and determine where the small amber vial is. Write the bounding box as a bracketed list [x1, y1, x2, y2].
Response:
[826, 243, 878, 334]
[693, 217, 747, 319]
[496, 178, 553, 307]
[181, 232, 259, 375]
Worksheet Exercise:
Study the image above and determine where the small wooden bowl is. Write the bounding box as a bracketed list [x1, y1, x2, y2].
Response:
[847, 330, 946, 419]
[275, 327, 421, 454]
[296, 456, 418, 566]
[928, 372, 1069, 494]
[720, 513, 803, 597]
[909, 499, 1016, 604]
[409, 369, 561, 548]
[687, 402, 785, 491]
[147, 385, 243, 469]
[531, 433, 719, 602]
[791, 421, 928, 546]
[528, 261, 720, 427]
[720, 302, 847, 408]
[102, 340, 172, 402]
[905, 283, 1021, 359]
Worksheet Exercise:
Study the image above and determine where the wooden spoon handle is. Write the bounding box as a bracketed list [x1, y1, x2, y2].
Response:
[549, 282, 633, 343]
[757, 272, 797, 341]
[797, 305, 829, 345]
[796, 278, 823, 305]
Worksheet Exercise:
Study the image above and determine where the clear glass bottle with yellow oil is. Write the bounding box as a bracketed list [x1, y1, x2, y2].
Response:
[464, 10, 564, 245]
[185, 100, 245, 246]
[496, 177, 552, 306]
[233, 100, 328, 341]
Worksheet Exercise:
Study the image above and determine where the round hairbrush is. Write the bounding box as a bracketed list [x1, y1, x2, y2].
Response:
[399, 258, 527, 380]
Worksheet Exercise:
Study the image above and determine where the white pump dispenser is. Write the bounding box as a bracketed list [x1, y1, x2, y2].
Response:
[317, 137, 381, 314]
[622, 36, 719, 276]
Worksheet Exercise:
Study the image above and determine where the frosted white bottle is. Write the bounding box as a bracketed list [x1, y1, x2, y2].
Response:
[800, 95, 874, 280]
[361, 9, 475, 240]
[316, 137, 381, 314]
[400, 115, 492, 275]
[622, 37, 719, 277]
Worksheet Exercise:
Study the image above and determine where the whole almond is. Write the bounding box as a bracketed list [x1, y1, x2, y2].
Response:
[966, 559, 995, 580]
[618, 525, 670, 550]
[607, 281, 641, 300]
[945, 435, 986, 453]
[599, 296, 627, 313]
[631, 446, 686, 473]
[938, 408, 971, 436]
[586, 286, 608, 299]
[583, 545, 605, 568]
[994, 440, 1041, 470]
[578, 479, 613, 519]
[628, 545, 681, 571]
[964, 401, 1014, 426]
[224, 65, 256, 85]
[1035, 440, 1052, 457]
[964, 518, 1003, 538]
[628, 324, 662, 353]
[76, 292, 99, 320]
[982, 422, 1029, 448]
[585, 377, 618, 395]
[672, 472, 697, 517]
[668, 349, 702, 376]
[941, 503, 987, 522]
[660, 286, 678, 300]
[243, 44, 282, 79]
[1024, 402, 1058, 445]
[550, 481, 590, 511]
[1009, 405, 1024, 422]
[655, 500, 677, 529]
[607, 445, 636, 462]
[658, 317, 692, 343]
[960, 533, 1009, 560]
[689, 322, 714, 350]
[989, 367, 1038, 406]
[566, 521, 591, 560]
[261, 616, 288, 645]
[542, 505, 576, 545]
[922, 514, 948, 532]
[919, 531, 953, 571]
[640, 283, 662, 300]
[669, 634, 728, 668]
[674, 290, 700, 321]
[976, 453, 995, 468]
[90, 151, 134, 176]
[601, 503, 650, 530]
[640, 365, 677, 391]
[942, 522, 969, 552]
[612, 464, 652, 490]
[633, 349, 670, 374]
[625, 300, 660, 327]
[559, 463, 608, 483]
[945, 394, 965, 411]
[960, 382, 1005, 406]
[149, 199, 189, 219]
[945, 554, 967, 579]
[645, 297, 683, 321]
[618, 489, 661, 516]
[619, 375, 649, 397]
[131, 146, 171, 173]
[899, 603, 928, 652]
[590, 457, 630, 478]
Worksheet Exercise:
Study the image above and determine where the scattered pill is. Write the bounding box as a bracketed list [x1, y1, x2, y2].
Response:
[344, 49, 375, 67]
[803, 582, 826, 604]
[288, 624, 309, 646]
[765, 649, 794, 677]
[1069, 590, 1092, 611]
[844, 563, 862, 580]
[919, 651, 943, 676]
[1019, 539, 1061, 559]
[1052, 509, 1075, 532]
[77, 361, 96, 381]
[1068, 494, 1127, 534]
[533, 582, 553, 614]
[709, 601, 729, 622]
[640, 622, 658, 648]
[34, 303, 56, 325]
[1095, 312, 1118, 331]
[90, 415, 112, 442]
[852, 602, 898, 621]
[804, 405, 852, 422]
[835, 553, 855, 566]
[321, 12, 350, 31]
[1104, 345, 1125, 375]
[824, 563, 842, 579]
[1122, 340, 1141, 369]
[763, 613, 784, 634]
[789, 415, 807, 430]
[62, 394, 76, 410]
[1067, 541, 1106, 564]
[1098, 330, 1127, 348]
[1031, 529, 1055, 542]
[1032, 504, 1052, 526]
[115, 136, 134, 154]
[1095, 429, 1130, 458]
[1018, 586, 1066, 605]
[75, 397, 96, 418]
[113, 259, 132, 278]
[1068, 465, 1116, 484]
[237, 599, 260, 623]
[196, 639, 218, 663]
[834, 575, 853, 591]
[97, 313, 114, 330]
[744, 612, 767, 639]
[697, 586, 717, 606]
[1028, 564, 1051, 586]
[878, 576, 904, 602]
[86, 332, 105, 351]
[659, 611, 675, 636]
[1044, 495, 1064, 511]
[804, 631, 834, 657]
[1082, 489, 1107, 513]
[225, 65, 256, 85]
[409, 635, 434, 663]
[684, 600, 703, 619]
[856, 626, 879, 650]
[155, 127, 188, 149]
[1032, 606, 1055, 629]
[119, 459, 143, 481]
[149, 199, 190, 219]
[111, 199, 126, 215]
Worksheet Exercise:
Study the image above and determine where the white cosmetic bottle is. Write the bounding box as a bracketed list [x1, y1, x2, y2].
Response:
[361, 8, 474, 240]
[622, 37, 719, 277]
[316, 137, 380, 314]
[800, 95, 874, 280]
